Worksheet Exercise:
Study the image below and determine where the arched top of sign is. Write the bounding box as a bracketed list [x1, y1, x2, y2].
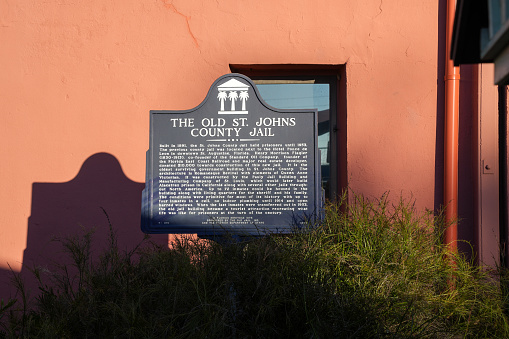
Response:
[159, 73, 312, 118]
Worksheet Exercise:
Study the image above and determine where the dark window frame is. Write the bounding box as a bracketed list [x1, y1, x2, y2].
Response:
[229, 64, 347, 199]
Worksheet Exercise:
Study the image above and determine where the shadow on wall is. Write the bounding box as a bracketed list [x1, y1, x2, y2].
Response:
[0, 153, 168, 303]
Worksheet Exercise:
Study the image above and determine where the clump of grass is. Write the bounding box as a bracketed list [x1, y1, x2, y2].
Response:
[1, 194, 509, 338]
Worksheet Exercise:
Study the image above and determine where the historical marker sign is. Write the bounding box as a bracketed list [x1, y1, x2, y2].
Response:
[141, 74, 322, 237]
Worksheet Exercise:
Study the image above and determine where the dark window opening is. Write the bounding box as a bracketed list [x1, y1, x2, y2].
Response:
[230, 65, 346, 199]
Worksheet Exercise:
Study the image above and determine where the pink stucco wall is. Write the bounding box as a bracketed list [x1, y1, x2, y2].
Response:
[1, 0, 443, 291]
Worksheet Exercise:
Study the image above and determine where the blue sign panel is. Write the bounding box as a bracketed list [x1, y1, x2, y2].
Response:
[142, 74, 322, 237]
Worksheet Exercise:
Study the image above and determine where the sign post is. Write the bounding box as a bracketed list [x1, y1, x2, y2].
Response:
[142, 74, 322, 238]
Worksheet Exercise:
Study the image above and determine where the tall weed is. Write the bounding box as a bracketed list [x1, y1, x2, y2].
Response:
[1, 194, 508, 338]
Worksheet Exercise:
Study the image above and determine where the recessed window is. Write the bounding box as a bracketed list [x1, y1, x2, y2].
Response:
[230, 64, 344, 199]
[253, 79, 333, 197]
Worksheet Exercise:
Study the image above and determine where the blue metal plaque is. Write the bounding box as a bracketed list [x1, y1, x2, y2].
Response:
[142, 74, 322, 237]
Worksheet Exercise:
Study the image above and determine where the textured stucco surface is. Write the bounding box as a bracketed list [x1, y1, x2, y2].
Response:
[1, 0, 440, 274]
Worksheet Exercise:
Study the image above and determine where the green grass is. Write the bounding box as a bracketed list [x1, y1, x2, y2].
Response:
[1, 194, 509, 338]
